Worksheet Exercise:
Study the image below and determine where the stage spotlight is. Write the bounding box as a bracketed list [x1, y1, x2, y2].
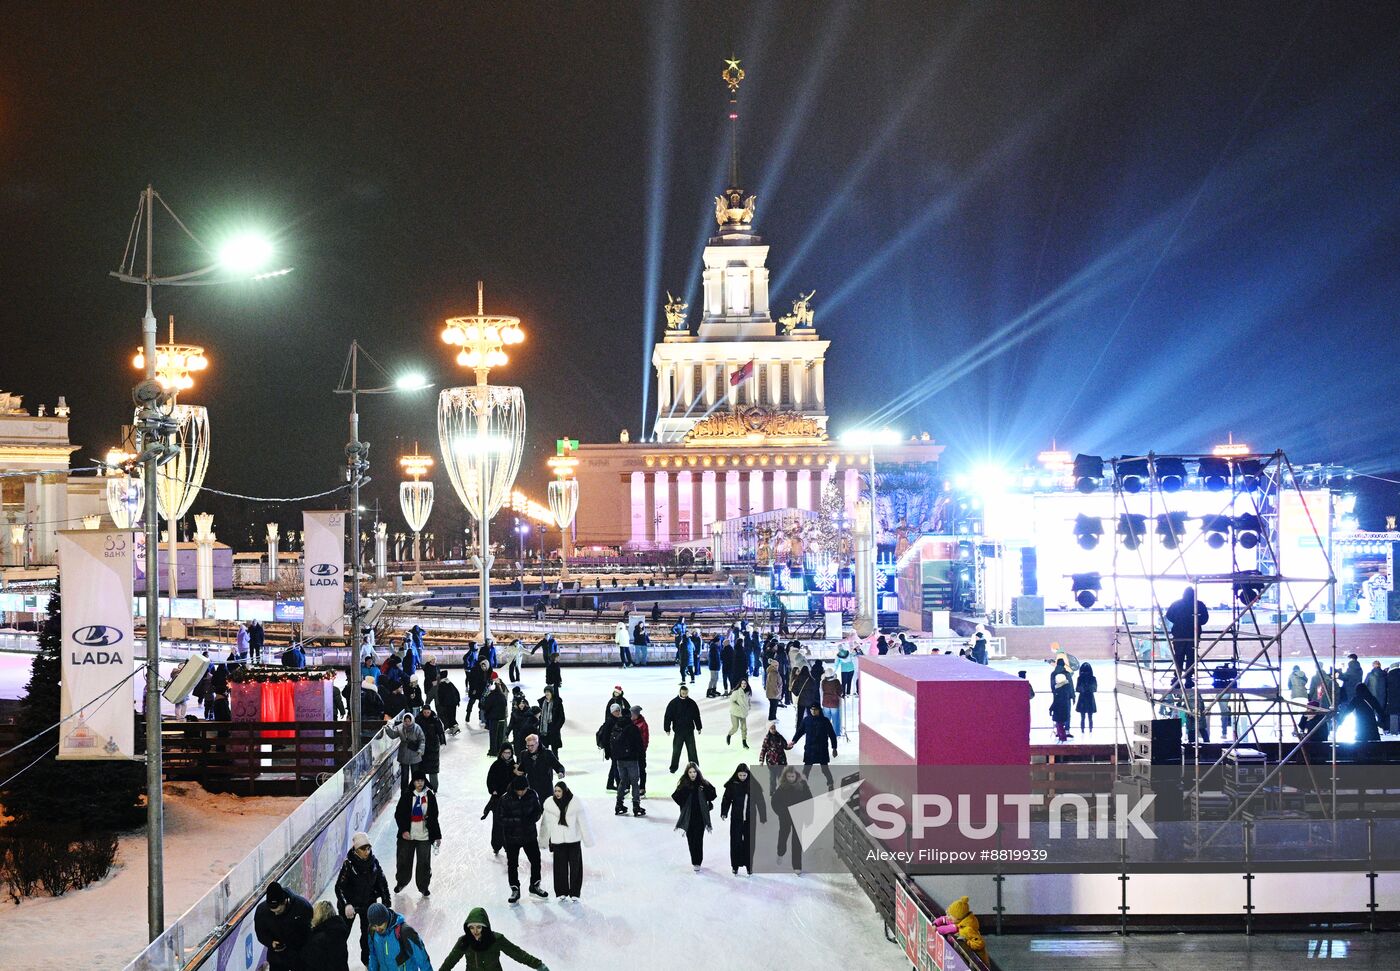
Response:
[1116, 458, 1149, 494]
[1156, 511, 1189, 549]
[1202, 515, 1231, 549]
[1117, 513, 1148, 550]
[1073, 514, 1103, 550]
[1071, 572, 1101, 608]
[1155, 457, 1187, 493]
[1234, 513, 1263, 549]
[1073, 454, 1104, 494]
[1235, 459, 1263, 492]
[1234, 570, 1266, 606]
[1198, 456, 1229, 492]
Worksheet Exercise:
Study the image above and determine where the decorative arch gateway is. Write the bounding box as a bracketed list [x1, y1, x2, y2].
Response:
[682, 405, 828, 446]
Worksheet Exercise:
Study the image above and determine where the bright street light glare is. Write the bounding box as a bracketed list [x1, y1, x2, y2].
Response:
[217, 232, 274, 274]
[395, 373, 430, 391]
[839, 428, 902, 447]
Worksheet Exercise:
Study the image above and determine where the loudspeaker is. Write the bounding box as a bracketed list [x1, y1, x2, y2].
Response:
[163, 653, 210, 705]
[1020, 547, 1038, 596]
[1011, 595, 1044, 626]
[1133, 717, 1181, 764]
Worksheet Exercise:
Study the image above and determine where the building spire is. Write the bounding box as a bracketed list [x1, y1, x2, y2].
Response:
[714, 57, 756, 231]
[723, 56, 744, 186]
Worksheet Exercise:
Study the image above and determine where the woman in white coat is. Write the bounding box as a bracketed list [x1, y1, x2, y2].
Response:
[538, 781, 594, 901]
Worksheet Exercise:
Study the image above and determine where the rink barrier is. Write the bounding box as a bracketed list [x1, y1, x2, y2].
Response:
[122, 730, 400, 971]
[833, 790, 993, 971]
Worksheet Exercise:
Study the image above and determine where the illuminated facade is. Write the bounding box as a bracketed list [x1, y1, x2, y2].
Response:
[0, 392, 105, 567]
[573, 192, 943, 549]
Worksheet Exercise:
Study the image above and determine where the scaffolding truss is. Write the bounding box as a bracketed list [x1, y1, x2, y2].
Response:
[1109, 450, 1340, 832]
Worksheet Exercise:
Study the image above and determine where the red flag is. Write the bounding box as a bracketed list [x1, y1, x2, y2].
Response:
[730, 360, 754, 387]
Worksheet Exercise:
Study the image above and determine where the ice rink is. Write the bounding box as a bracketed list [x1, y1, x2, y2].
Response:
[328, 660, 898, 970]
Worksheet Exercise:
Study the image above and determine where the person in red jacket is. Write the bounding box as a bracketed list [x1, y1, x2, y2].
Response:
[630, 705, 651, 797]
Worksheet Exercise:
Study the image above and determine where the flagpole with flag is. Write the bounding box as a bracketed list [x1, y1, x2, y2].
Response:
[730, 358, 755, 403]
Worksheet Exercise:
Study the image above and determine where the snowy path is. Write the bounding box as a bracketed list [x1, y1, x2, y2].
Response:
[0, 785, 302, 971]
[329, 663, 899, 971]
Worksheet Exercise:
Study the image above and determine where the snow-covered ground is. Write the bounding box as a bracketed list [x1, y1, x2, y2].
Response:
[0, 784, 301, 971]
[308, 662, 898, 971]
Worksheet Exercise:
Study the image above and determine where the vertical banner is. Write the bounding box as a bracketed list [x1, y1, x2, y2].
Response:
[57, 529, 135, 760]
[303, 511, 345, 638]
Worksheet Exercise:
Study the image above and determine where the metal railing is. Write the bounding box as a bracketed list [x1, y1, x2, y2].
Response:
[123, 730, 399, 971]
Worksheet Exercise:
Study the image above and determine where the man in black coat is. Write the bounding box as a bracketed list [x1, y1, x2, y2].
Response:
[253, 881, 312, 970]
[415, 704, 447, 790]
[499, 775, 547, 901]
[1165, 586, 1208, 676]
[334, 831, 391, 966]
[519, 733, 565, 803]
[791, 704, 838, 790]
[664, 684, 703, 773]
[392, 776, 442, 896]
[609, 707, 646, 816]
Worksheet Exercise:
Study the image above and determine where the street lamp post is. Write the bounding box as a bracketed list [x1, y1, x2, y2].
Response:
[110, 185, 284, 942]
[840, 428, 901, 637]
[334, 341, 429, 748]
[438, 282, 526, 646]
[547, 438, 580, 581]
[399, 445, 435, 585]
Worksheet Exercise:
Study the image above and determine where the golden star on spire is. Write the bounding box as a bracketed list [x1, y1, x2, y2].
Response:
[722, 57, 745, 93]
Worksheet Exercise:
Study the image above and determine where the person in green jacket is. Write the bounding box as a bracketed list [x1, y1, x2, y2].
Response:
[439, 908, 550, 971]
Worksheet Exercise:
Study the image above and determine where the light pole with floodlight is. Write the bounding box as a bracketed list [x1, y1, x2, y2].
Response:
[110, 185, 286, 941]
[839, 428, 901, 637]
[334, 340, 430, 744]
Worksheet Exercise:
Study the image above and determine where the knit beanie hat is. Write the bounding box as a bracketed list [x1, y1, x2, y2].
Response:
[367, 902, 390, 926]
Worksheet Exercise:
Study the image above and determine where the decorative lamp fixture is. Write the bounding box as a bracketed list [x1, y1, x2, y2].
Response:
[399, 444, 436, 585]
[437, 281, 527, 644]
[548, 479, 580, 579]
[145, 402, 210, 598]
[440, 281, 524, 377]
[132, 315, 208, 392]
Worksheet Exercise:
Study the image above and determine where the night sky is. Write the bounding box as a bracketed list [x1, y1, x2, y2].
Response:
[3, 2, 1400, 545]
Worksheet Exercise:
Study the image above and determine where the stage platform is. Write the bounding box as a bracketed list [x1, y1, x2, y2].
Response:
[952, 611, 1400, 661]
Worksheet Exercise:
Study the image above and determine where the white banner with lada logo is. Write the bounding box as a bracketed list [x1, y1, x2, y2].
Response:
[57, 529, 135, 760]
[302, 510, 345, 638]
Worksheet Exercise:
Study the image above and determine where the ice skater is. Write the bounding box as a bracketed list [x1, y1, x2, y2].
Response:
[672, 762, 717, 871]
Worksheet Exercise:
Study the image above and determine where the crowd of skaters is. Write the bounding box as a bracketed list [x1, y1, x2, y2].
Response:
[249, 615, 865, 970]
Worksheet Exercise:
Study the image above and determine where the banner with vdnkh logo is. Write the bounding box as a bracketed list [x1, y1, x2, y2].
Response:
[57, 529, 135, 760]
[303, 511, 345, 638]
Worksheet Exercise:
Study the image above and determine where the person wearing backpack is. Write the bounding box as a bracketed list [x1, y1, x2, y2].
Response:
[365, 903, 431, 971]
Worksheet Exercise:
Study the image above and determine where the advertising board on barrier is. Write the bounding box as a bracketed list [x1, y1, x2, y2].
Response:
[57, 529, 135, 760]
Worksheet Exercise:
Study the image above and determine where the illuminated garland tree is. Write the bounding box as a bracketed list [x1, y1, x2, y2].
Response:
[802, 465, 852, 574]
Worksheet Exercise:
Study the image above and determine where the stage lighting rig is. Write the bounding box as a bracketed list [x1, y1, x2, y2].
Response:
[1073, 454, 1103, 494]
[1073, 514, 1103, 550]
[1117, 513, 1148, 550]
[1071, 572, 1101, 608]
[1234, 513, 1263, 549]
[1234, 570, 1266, 606]
[1156, 511, 1189, 549]
[1155, 457, 1187, 493]
[1198, 457, 1230, 492]
[1202, 514, 1232, 549]
[1235, 459, 1263, 492]
[1116, 458, 1149, 494]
